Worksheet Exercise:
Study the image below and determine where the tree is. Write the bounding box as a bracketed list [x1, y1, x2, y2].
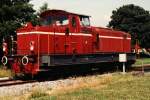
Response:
[33, 3, 49, 26]
[0, 0, 36, 38]
[0, 0, 37, 54]
[37, 2, 49, 15]
[108, 4, 150, 48]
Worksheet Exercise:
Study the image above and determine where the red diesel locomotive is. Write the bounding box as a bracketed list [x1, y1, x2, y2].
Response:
[1, 10, 136, 75]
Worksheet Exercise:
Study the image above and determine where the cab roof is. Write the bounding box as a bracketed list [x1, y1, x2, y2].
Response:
[40, 9, 90, 18]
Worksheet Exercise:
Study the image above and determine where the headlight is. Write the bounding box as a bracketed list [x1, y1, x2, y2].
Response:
[3, 43, 7, 52]
[30, 41, 35, 51]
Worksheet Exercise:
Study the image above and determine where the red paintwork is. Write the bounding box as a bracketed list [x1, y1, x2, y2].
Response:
[10, 10, 132, 75]
[12, 59, 20, 73]
[17, 27, 131, 54]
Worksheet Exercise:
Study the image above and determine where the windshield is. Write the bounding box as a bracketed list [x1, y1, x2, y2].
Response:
[80, 16, 90, 26]
[40, 15, 69, 26]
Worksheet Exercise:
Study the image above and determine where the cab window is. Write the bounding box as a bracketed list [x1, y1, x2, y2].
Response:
[40, 16, 52, 26]
[80, 16, 90, 26]
[72, 17, 76, 27]
[40, 15, 69, 26]
[55, 16, 69, 26]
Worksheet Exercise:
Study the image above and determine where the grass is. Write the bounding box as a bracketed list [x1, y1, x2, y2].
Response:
[28, 89, 49, 100]
[134, 58, 150, 66]
[0, 67, 12, 77]
[0, 73, 150, 100]
[28, 73, 150, 100]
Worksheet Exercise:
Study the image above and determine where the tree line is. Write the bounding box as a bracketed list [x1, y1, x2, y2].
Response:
[108, 4, 150, 49]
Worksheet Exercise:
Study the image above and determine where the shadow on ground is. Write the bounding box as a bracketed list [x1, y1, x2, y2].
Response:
[32, 63, 125, 81]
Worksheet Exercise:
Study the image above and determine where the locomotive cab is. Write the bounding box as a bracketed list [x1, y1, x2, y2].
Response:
[39, 10, 91, 33]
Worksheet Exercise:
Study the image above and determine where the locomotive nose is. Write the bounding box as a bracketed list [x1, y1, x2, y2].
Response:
[1, 56, 8, 66]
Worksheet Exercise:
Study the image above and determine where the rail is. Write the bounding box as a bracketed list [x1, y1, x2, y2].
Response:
[0, 78, 36, 87]
[131, 64, 150, 72]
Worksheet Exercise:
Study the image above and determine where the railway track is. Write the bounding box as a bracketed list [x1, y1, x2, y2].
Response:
[0, 64, 150, 87]
[131, 64, 150, 72]
[0, 78, 36, 87]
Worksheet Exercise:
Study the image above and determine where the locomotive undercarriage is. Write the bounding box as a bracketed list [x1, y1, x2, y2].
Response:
[2, 52, 135, 76]
[40, 53, 136, 69]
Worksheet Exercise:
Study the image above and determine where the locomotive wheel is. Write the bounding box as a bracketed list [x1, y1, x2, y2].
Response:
[1, 56, 8, 66]
[21, 56, 29, 65]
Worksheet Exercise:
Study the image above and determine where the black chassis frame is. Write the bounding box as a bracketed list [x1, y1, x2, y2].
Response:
[40, 53, 136, 68]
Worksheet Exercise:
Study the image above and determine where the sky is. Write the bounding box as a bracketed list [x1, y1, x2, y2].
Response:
[30, 0, 150, 27]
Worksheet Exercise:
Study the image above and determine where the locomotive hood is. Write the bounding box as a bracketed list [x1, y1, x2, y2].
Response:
[91, 26, 131, 38]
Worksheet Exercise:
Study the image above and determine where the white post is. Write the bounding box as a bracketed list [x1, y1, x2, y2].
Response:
[119, 54, 127, 74]
[123, 62, 126, 74]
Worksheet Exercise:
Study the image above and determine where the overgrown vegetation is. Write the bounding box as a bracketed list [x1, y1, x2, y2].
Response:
[27, 73, 150, 100]
[28, 89, 49, 100]
[134, 58, 150, 66]
[0, 67, 11, 77]
[0, 73, 150, 100]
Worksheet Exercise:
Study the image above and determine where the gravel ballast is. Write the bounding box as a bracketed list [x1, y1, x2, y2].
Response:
[0, 78, 76, 96]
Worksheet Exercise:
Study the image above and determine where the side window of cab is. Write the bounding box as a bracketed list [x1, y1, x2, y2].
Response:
[72, 17, 76, 27]
[80, 16, 90, 27]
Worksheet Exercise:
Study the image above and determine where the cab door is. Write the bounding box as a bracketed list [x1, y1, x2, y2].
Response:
[92, 33, 100, 52]
[53, 15, 69, 54]
[65, 16, 80, 54]
[64, 27, 71, 54]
